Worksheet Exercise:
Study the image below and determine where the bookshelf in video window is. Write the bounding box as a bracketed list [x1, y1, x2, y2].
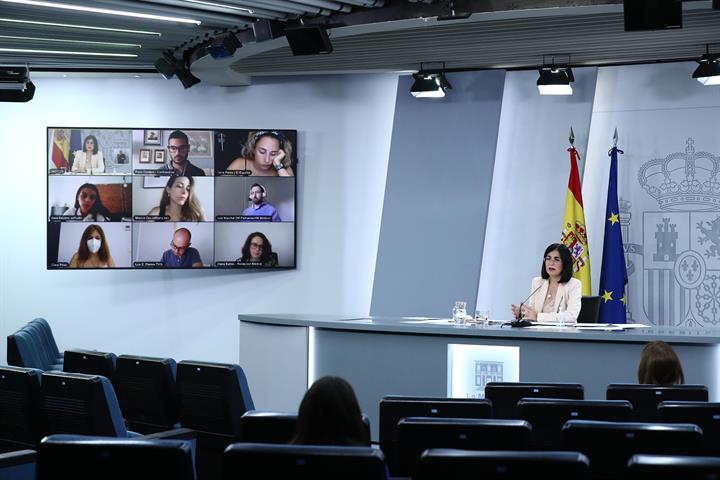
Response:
[46, 128, 298, 270]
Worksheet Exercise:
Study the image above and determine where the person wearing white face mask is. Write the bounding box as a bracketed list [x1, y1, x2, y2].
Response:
[69, 224, 116, 268]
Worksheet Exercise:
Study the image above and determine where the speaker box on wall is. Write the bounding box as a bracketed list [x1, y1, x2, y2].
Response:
[285, 27, 333, 55]
[623, 0, 682, 31]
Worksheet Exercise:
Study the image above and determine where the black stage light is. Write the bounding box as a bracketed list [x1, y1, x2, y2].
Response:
[692, 48, 720, 86]
[252, 19, 285, 42]
[537, 65, 574, 95]
[0, 65, 35, 102]
[410, 72, 452, 98]
[285, 26, 333, 55]
[207, 32, 241, 59]
[154, 53, 178, 80]
[623, 0, 682, 31]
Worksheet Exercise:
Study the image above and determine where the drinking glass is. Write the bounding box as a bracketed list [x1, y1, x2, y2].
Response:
[452, 301, 467, 325]
[475, 309, 490, 326]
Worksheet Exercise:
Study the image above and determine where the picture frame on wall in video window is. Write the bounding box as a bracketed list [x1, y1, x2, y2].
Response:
[139, 149, 151, 164]
[144, 129, 161, 145]
[154, 149, 166, 164]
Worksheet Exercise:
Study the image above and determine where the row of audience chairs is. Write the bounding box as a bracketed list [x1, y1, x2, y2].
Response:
[7, 318, 63, 372]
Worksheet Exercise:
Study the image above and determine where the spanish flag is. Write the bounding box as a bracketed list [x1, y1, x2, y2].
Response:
[561, 145, 592, 295]
[51, 128, 70, 170]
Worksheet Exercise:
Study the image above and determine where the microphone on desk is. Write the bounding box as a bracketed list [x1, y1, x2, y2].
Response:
[507, 283, 544, 328]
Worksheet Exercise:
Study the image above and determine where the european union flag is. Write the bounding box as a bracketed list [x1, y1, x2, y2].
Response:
[598, 145, 628, 324]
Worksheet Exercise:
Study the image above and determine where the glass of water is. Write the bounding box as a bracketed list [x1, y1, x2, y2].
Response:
[452, 301, 467, 325]
[475, 309, 490, 326]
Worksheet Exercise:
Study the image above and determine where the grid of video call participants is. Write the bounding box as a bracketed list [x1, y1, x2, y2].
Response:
[47, 128, 297, 270]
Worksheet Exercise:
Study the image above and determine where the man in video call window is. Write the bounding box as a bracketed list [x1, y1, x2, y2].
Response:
[243, 183, 281, 221]
[161, 227, 203, 268]
[158, 130, 206, 177]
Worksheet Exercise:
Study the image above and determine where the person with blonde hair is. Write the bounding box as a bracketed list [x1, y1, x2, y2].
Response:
[147, 175, 205, 222]
[227, 130, 294, 177]
[638, 340, 684, 385]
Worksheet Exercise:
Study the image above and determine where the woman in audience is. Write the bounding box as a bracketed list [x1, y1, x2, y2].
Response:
[62, 183, 112, 222]
[638, 340, 685, 385]
[69, 224, 116, 268]
[511, 242, 582, 323]
[71, 134, 105, 174]
[147, 175, 205, 221]
[226, 130, 294, 176]
[292, 376, 369, 446]
[236, 232, 278, 266]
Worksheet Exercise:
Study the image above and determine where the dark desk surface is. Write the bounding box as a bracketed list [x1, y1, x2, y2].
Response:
[239, 314, 720, 344]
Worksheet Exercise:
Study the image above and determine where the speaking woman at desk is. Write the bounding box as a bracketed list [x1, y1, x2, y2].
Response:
[511, 243, 581, 323]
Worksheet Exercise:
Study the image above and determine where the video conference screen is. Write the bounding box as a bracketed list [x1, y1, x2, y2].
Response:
[46, 128, 297, 270]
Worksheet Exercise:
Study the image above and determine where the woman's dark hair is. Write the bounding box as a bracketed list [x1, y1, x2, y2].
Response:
[638, 341, 685, 386]
[291, 376, 369, 446]
[76, 224, 111, 264]
[540, 243, 574, 283]
[73, 183, 111, 220]
[240, 232, 273, 264]
[83, 135, 99, 154]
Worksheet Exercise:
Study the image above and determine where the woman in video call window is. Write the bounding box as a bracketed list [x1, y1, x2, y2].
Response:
[62, 183, 111, 222]
[69, 224, 116, 268]
[236, 232, 278, 266]
[147, 175, 205, 222]
[227, 130, 294, 177]
[71, 134, 105, 174]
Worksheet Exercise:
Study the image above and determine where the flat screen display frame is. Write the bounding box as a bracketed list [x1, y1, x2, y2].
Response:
[46, 127, 298, 270]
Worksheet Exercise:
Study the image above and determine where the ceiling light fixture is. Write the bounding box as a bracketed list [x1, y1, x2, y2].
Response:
[0, 34, 141, 48]
[0, 0, 201, 25]
[207, 32, 241, 59]
[537, 56, 574, 95]
[692, 44, 720, 86]
[0, 17, 161, 35]
[0, 65, 35, 102]
[0, 47, 137, 57]
[410, 63, 452, 98]
[183, 0, 253, 14]
[154, 52, 200, 89]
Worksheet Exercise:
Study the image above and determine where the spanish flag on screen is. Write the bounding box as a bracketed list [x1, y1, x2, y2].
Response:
[51, 129, 70, 170]
[561, 146, 592, 295]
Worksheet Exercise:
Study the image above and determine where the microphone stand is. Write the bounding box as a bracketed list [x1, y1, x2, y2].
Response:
[504, 283, 544, 328]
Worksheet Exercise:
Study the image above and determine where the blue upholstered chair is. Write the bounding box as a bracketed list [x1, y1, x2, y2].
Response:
[7, 319, 63, 371]
[418, 449, 590, 479]
[238, 411, 372, 445]
[485, 382, 584, 419]
[29, 318, 63, 364]
[63, 349, 117, 381]
[223, 443, 386, 480]
[396, 417, 532, 477]
[606, 384, 708, 421]
[0, 366, 44, 452]
[176, 361, 254, 480]
[563, 419, 703, 480]
[0, 449, 36, 480]
[627, 453, 720, 479]
[36, 434, 195, 480]
[379, 395, 493, 474]
[658, 400, 720, 454]
[113, 354, 180, 434]
[517, 398, 633, 449]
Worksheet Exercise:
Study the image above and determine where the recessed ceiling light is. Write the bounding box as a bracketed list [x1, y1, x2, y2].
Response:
[0, 17, 161, 36]
[0, 34, 141, 48]
[0, 47, 138, 57]
[0, 0, 201, 25]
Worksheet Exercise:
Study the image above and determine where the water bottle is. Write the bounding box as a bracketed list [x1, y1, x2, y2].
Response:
[557, 307, 566, 327]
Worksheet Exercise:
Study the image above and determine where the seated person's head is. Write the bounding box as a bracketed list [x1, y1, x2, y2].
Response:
[638, 340, 684, 385]
[292, 376, 368, 446]
[541, 242, 573, 283]
[245, 130, 293, 171]
[241, 232, 273, 263]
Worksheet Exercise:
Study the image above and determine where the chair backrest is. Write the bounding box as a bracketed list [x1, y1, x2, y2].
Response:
[658, 401, 720, 455]
[29, 318, 61, 360]
[627, 453, 720, 480]
[63, 349, 116, 381]
[41, 371, 128, 437]
[562, 419, 703, 480]
[418, 449, 590, 480]
[36, 434, 195, 480]
[223, 443, 386, 480]
[7, 319, 63, 371]
[606, 384, 709, 421]
[485, 382, 584, 419]
[176, 361, 254, 437]
[113, 355, 179, 434]
[396, 417, 532, 477]
[379, 395, 492, 473]
[239, 411, 298, 444]
[0, 366, 44, 450]
[518, 398, 633, 449]
[0, 449, 36, 480]
[577, 296, 601, 323]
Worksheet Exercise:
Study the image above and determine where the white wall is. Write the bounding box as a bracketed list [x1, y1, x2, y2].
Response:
[0, 74, 397, 364]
